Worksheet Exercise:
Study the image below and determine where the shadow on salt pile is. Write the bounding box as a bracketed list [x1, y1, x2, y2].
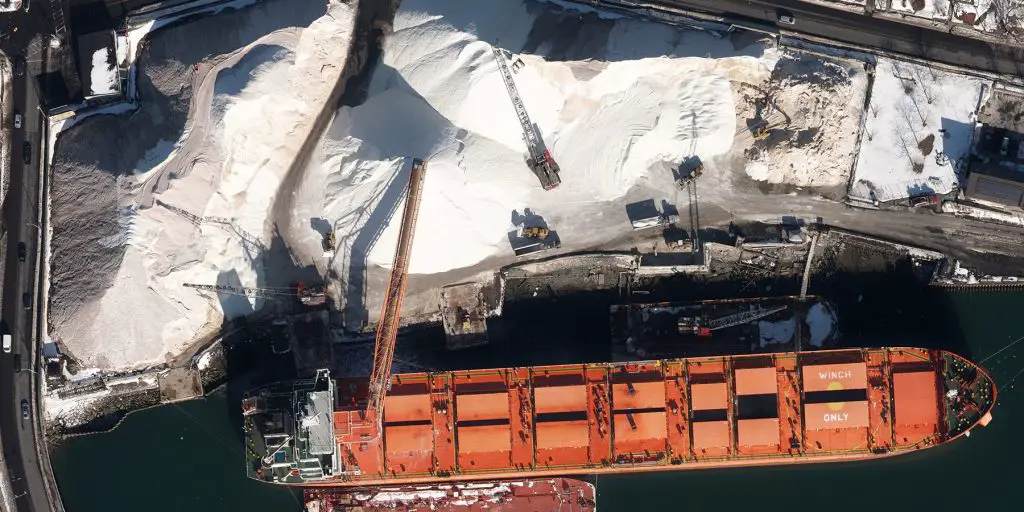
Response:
[341, 159, 411, 331]
[212, 43, 296, 102]
[214, 268, 256, 318]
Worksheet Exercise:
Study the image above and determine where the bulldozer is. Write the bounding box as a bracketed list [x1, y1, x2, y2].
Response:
[322, 230, 336, 258]
[519, 226, 550, 239]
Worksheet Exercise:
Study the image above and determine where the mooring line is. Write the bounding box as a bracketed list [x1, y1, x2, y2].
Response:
[980, 334, 1024, 365]
[171, 403, 241, 456]
[1000, 365, 1024, 392]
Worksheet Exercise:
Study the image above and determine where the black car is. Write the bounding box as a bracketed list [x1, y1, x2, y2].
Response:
[13, 56, 25, 77]
[21, 399, 29, 420]
[18, 242, 26, 262]
[22, 141, 31, 165]
[22, 292, 31, 310]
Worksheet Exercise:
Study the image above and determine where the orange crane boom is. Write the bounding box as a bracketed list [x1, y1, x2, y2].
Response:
[366, 158, 427, 414]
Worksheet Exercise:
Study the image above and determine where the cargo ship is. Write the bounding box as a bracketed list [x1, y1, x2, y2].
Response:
[242, 347, 995, 487]
[303, 477, 596, 511]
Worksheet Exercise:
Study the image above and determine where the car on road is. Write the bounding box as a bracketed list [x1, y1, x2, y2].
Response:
[2, 334, 11, 354]
[18, 242, 27, 262]
[777, 10, 796, 25]
[13, 56, 25, 76]
[14, 112, 22, 129]
[21, 400, 29, 421]
[22, 141, 31, 165]
[22, 292, 31, 310]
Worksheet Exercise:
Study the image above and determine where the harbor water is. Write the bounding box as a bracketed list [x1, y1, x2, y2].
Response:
[51, 290, 1024, 511]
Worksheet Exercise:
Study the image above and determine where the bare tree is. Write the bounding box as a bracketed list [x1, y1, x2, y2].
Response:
[992, 0, 1024, 42]
[898, 89, 928, 127]
[892, 116, 917, 171]
[912, 64, 937, 104]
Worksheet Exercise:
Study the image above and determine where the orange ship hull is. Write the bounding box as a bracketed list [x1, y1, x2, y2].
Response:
[244, 347, 995, 487]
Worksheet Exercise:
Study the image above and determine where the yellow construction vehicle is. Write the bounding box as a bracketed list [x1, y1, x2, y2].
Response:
[322, 230, 336, 258]
[520, 226, 550, 239]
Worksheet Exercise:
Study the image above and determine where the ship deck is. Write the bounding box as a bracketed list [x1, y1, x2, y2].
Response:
[304, 477, 596, 511]
[245, 347, 995, 486]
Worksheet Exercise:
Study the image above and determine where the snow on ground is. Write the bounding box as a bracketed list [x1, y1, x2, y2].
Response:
[889, 0, 951, 20]
[44, 391, 110, 424]
[953, 0, 1012, 32]
[805, 302, 837, 347]
[90, 48, 118, 96]
[197, 351, 213, 370]
[943, 201, 1024, 226]
[758, 318, 796, 347]
[849, 58, 988, 202]
[48, 0, 356, 370]
[291, 0, 779, 287]
[740, 52, 868, 189]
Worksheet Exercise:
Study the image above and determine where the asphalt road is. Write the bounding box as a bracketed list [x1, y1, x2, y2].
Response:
[1, 4, 60, 512]
[658, 0, 1024, 76]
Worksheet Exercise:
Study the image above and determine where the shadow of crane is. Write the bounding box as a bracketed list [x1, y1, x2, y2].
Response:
[341, 159, 412, 331]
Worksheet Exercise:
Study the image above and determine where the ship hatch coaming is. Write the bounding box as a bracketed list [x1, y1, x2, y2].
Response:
[243, 348, 996, 486]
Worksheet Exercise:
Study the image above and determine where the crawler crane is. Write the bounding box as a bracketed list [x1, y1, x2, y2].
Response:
[491, 47, 561, 190]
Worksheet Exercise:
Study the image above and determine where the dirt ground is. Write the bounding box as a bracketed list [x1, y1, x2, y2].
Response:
[732, 50, 868, 195]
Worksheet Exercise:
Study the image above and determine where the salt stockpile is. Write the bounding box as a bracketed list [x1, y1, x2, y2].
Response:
[52, 0, 789, 369]
[48, 0, 356, 370]
[292, 0, 778, 285]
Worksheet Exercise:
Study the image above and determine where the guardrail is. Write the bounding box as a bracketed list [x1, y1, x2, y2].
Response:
[35, 101, 65, 512]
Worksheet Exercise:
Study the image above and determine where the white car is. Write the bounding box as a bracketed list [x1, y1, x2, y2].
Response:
[14, 113, 22, 129]
[777, 11, 796, 25]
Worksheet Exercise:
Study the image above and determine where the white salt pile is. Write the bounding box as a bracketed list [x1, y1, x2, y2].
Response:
[296, 0, 776, 276]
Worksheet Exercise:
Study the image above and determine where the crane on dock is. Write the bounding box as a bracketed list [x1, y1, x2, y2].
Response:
[491, 47, 561, 190]
[678, 305, 788, 337]
[183, 282, 327, 306]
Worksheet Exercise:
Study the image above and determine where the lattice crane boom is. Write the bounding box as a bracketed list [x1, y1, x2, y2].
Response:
[491, 47, 561, 190]
[492, 47, 542, 162]
[182, 282, 295, 299]
[366, 159, 428, 414]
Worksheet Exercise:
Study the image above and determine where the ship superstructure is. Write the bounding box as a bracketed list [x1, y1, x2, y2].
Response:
[243, 347, 994, 486]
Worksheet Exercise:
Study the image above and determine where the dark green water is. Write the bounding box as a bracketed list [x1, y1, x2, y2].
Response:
[53, 291, 1024, 512]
